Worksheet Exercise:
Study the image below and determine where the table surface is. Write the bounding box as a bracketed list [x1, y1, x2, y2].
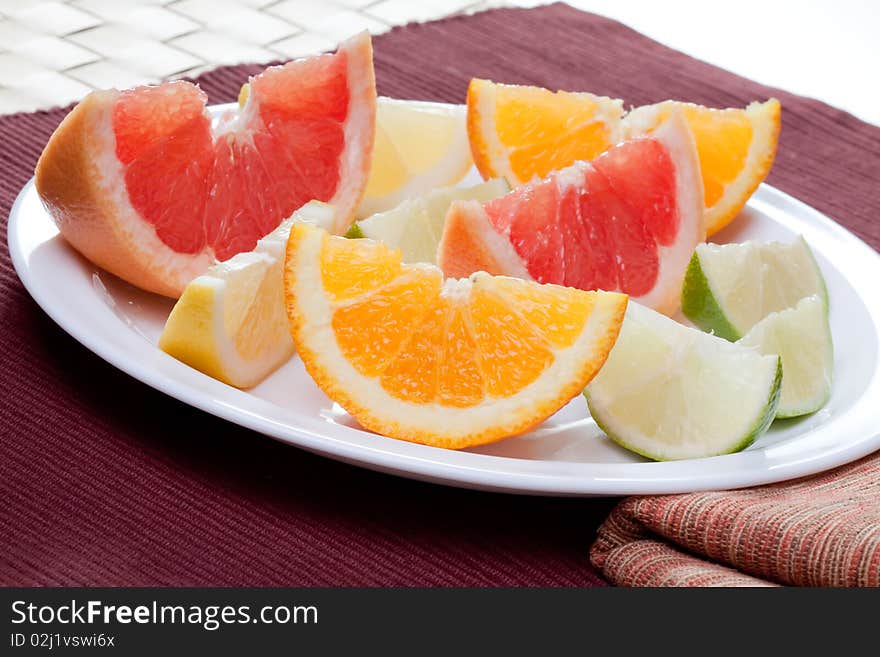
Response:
[0, 0, 877, 125]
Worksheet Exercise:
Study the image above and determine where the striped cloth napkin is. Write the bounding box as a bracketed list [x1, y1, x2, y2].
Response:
[590, 454, 880, 586]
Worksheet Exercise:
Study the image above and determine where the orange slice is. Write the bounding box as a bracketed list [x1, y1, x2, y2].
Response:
[284, 223, 628, 448]
[623, 99, 780, 235]
[467, 78, 624, 186]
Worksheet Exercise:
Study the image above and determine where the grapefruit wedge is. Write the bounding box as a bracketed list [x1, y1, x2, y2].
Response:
[437, 113, 704, 315]
[35, 32, 376, 298]
[467, 79, 780, 237]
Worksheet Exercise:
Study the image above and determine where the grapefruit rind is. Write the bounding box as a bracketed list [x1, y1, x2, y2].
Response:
[437, 199, 532, 280]
[323, 31, 377, 234]
[585, 302, 782, 462]
[35, 90, 214, 297]
[634, 112, 706, 314]
[285, 223, 628, 449]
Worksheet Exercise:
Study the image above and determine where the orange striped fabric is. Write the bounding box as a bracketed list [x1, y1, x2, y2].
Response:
[590, 453, 880, 586]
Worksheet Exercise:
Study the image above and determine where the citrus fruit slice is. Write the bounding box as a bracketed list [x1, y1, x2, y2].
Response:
[35, 32, 376, 298]
[466, 78, 779, 237]
[438, 112, 704, 316]
[356, 98, 473, 218]
[585, 302, 782, 461]
[345, 178, 509, 263]
[624, 99, 781, 235]
[738, 295, 833, 418]
[159, 202, 336, 389]
[681, 236, 827, 340]
[467, 78, 624, 186]
[284, 223, 628, 448]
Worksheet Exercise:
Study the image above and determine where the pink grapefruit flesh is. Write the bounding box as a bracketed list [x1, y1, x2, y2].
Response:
[437, 113, 704, 315]
[35, 32, 376, 297]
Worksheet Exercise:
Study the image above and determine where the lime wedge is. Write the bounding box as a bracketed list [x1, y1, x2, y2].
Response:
[681, 236, 827, 340]
[737, 295, 832, 418]
[346, 178, 509, 264]
[585, 302, 781, 461]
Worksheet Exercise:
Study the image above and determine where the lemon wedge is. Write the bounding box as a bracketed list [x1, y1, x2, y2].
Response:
[159, 201, 336, 388]
[356, 97, 473, 218]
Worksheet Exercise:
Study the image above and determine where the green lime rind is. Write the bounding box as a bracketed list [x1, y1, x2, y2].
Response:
[585, 356, 782, 462]
[774, 388, 829, 419]
[344, 223, 365, 239]
[681, 251, 742, 341]
[682, 237, 829, 341]
[583, 389, 659, 462]
[748, 355, 783, 440]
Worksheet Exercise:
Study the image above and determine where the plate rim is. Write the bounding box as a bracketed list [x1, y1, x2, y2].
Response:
[8, 174, 880, 497]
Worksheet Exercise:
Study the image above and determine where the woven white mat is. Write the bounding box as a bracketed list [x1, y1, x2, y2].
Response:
[0, 0, 506, 114]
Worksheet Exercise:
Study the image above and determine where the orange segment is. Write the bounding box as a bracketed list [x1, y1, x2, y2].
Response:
[438, 306, 485, 408]
[496, 86, 619, 182]
[469, 286, 554, 396]
[468, 79, 623, 186]
[284, 223, 628, 449]
[332, 268, 441, 376]
[487, 277, 595, 348]
[321, 235, 402, 300]
[379, 295, 449, 403]
[684, 106, 753, 206]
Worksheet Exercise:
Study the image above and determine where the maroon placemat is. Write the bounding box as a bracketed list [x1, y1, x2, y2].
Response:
[1, 3, 878, 586]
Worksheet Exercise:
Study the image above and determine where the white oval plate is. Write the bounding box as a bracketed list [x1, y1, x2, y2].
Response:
[9, 123, 880, 497]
